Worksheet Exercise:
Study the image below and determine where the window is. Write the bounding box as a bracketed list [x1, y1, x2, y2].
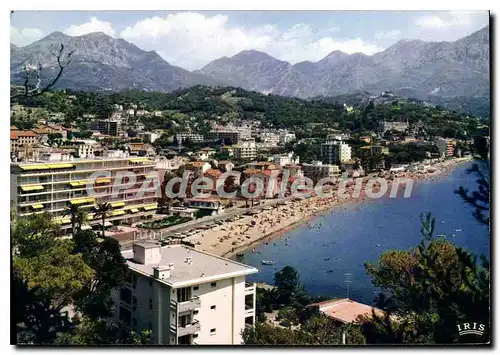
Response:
[210, 282, 216, 288]
[149, 299, 153, 310]
[193, 310, 199, 315]
[177, 287, 191, 302]
[120, 288, 132, 305]
[193, 286, 199, 291]
[149, 279, 153, 287]
[119, 307, 131, 325]
[210, 328, 216, 335]
[210, 305, 216, 310]
[193, 334, 198, 339]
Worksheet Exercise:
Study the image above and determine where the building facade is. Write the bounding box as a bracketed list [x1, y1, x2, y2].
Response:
[321, 141, 352, 165]
[112, 243, 257, 345]
[436, 138, 456, 158]
[273, 152, 299, 166]
[302, 161, 341, 181]
[232, 140, 257, 160]
[206, 131, 241, 145]
[378, 120, 409, 133]
[178, 133, 204, 143]
[94, 120, 122, 136]
[10, 153, 159, 235]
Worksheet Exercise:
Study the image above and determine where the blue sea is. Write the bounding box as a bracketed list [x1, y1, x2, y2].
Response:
[240, 162, 490, 304]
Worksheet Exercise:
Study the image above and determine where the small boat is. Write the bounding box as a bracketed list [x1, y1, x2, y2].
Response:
[262, 260, 275, 265]
[324, 258, 330, 261]
[375, 244, 382, 247]
[437, 234, 446, 238]
[236, 253, 244, 257]
[264, 241, 269, 245]
[326, 269, 334, 273]
[455, 229, 463, 232]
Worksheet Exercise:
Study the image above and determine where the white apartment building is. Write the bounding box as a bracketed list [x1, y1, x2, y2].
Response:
[321, 140, 352, 165]
[178, 133, 204, 143]
[113, 242, 258, 345]
[10, 152, 159, 235]
[273, 152, 299, 166]
[232, 140, 257, 160]
[302, 161, 341, 181]
[75, 144, 96, 159]
[436, 137, 456, 158]
[137, 131, 160, 143]
[279, 132, 296, 145]
[260, 132, 280, 146]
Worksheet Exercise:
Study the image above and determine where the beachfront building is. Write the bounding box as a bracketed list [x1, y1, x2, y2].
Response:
[186, 198, 225, 216]
[232, 140, 257, 160]
[436, 138, 456, 158]
[112, 242, 258, 345]
[302, 161, 341, 182]
[321, 140, 352, 165]
[359, 145, 390, 158]
[10, 151, 159, 235]
[273, 152, 299, 167]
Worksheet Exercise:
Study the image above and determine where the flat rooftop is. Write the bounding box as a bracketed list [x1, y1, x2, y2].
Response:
[308, 298, 384, 324]
[122, 243, 258, 288]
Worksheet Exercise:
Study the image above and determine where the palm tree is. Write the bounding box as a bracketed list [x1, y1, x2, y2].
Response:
[64, 204, 88, 238]
[94, 202, 112, 238]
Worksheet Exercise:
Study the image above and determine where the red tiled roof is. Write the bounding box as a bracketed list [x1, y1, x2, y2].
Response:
[205, 169, 222, 177]
[10, 131, 17, 139]
[188, 161, 209, 167]
[12, 130, 37, 137]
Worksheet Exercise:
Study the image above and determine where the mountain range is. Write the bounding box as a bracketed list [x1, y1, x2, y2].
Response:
[11, 26, 490, 114]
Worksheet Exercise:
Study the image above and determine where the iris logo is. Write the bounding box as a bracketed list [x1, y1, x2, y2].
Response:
[456, 322, 486, 337]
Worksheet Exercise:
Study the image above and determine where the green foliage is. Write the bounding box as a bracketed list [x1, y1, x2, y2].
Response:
[243, 315, 365, 345]
[14, 239, 94, 308]
[13, 271, 72, 345]
[386, 142, 437, 164]
[11, 212, 61, 258]
[56, 316, 151, 345]
[363, 213, 490, 344]
[12, 212, 138, 345]
[455, 136, 490, 226]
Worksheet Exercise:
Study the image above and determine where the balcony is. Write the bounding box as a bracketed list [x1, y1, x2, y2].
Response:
[245, 304, 255, 316]
[171, 297, 201, 313]
[245, 282, 256, 295]
[178, 297, 201, 313]
[177, 320, 201, 337]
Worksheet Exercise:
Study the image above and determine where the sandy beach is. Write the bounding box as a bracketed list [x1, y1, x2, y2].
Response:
[185, 157, 473, 258]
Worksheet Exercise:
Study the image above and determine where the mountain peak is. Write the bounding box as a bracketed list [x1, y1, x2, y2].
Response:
[320, 50, 349, 63]
[43, 31, 70, 41]
[78, 31, 114, 40]
[232, 50, 278, 62]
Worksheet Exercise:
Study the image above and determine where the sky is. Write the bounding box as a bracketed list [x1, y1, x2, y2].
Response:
[10, 10, 490, 70]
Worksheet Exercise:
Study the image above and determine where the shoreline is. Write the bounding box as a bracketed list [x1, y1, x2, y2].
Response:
[189, 157, 473, 259]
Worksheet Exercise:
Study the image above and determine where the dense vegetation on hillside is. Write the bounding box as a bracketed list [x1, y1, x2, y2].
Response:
[11, 86, 489, 140]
